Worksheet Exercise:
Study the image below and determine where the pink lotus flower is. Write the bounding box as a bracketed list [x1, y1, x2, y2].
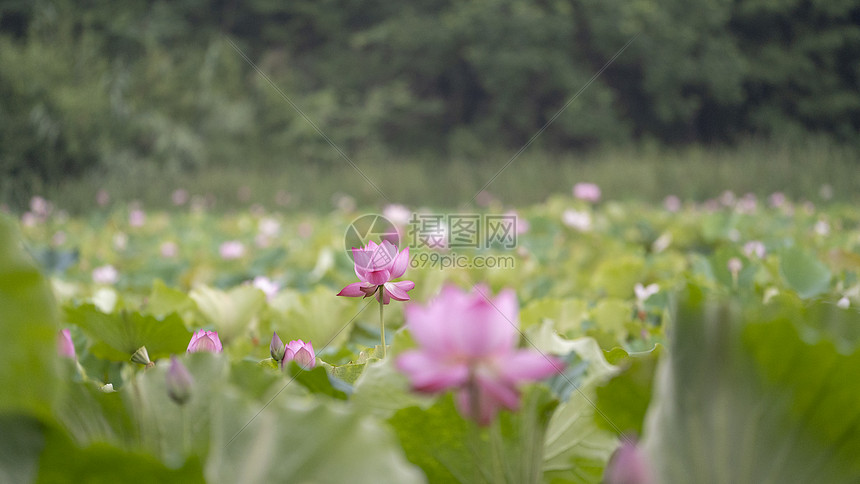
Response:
[219, 241, 245, 260]
[187, 330, 222, 353]
[129, 209, 146, 227]
[337, 240, 414, 305]
[281, 339, 316, 369]
[573, 182, 601, 202]
[58, 329, 75, 359]
[92, 264, 119, 285]
[396, 285, 564, 425]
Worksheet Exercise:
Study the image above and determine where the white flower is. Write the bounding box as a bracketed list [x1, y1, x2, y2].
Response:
[562, 209, 592, 232]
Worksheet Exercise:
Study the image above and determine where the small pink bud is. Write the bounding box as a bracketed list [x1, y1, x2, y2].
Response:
[58, 329, 75, 359]
[270, 332, 285, 361]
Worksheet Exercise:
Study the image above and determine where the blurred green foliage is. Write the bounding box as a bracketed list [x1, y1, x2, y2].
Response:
[1, 0, 859, 205]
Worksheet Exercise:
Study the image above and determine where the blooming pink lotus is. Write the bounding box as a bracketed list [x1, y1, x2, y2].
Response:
[337, 240, 414, 304]
[281, 339, 316, 370]
[187, 330, 222, 353]
[396, 285, 564, 425]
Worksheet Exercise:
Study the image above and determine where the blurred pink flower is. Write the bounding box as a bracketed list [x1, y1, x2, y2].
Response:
[30, 196, 51, 217]
[129, 209, 146, 227]
[172, 189, 189, 206]
[160, 241, 178, 258]
[253, 276, 279, 300]
[219, 240, 245, 260]
[337, 240, 414, 305]
[58, 329, 75, 359]
[52, 231, 66, 246]
[92, 265, 119, 285]
[281, 339, 316, 370]
[573, 182, 601, 202]
[96, 189, 110, 207]
[663, 195, 681, 212]
[562, 209, 592, 232]
[506, 210, 529, 235]
[604, 440, 654, 484]
[743, 241, 766, 259]
[166, 356, 193, 405]
[383, 204, 412, 226]
[187, 330, 222, 353]
[396, 285, 564, 425]
[768, 192, 786, 208]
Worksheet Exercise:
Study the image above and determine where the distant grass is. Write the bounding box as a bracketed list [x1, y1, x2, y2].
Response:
[16, 136, 860, 214]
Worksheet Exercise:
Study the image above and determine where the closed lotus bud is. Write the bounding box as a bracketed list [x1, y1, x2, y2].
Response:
[270, 332, 285, 361]
[131, 345, 151, 366]
[57, 329, 75, 359]
[281, 340, 316, 370]
[166, 356, 193, 405]
[187, 330, 222, 353]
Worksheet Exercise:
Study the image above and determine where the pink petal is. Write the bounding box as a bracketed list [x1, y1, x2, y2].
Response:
[337, 282, 367, 297]
[352, 247, 372, 280]
[293, 347, 316, 369]
[498, 351, 564, 383]
[389, 246, 410, 279]
[405, 301, 454, 353]
[364, 269, 391, 286]
[384, 280, 413, 301]
[452, 291, 518, 357]
[396, 351, 469, 392]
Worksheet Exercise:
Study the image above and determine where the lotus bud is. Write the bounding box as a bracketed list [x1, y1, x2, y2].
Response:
[281, 340, 316, 370]
[57, 329, 75, 359]
[270, 332, 285, 362]
[166, 356, 193, 405]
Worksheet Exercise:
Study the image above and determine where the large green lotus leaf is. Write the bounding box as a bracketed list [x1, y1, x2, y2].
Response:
[146, 279, 197, 320]
[390, 387, 558, 484]
[268, 285, 352, 351]
[0, 416, 43, 484]
[590, 253, 645, 298]
[520, 297, 588, 333]
[593, 346, 662, 436]
[207, 388, 425, 484]
[526, 323, 621, 483]
[123, 352, 232, 465]
[190, 285, 266, 343]
[0, 216, 59, 418]
[65, 304, 192, 361]
[351, 357, 433, 419]
[36, 426, 205, 484]
[54, 364, 136, 447]
[779, 246, 832, 298]
[641, 283, 860, 483]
